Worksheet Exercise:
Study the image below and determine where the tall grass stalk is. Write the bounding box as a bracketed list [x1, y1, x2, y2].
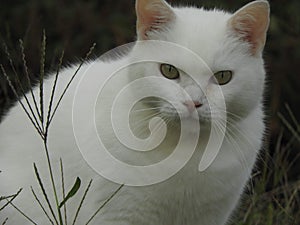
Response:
[0, 36, 123, 224]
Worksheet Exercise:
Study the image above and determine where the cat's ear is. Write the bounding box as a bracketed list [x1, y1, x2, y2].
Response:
[228, 0, 270, 56]
[136, 0, 175, 40]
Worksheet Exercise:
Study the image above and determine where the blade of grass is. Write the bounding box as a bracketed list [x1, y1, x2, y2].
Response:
[242, 196, 255, 223]
[72, 179, 93, 225]
[39, 30, 46, 128]
[0, 193, 20, 201]
[49, 43, 96, 124]
[33, 163, 59, 225]
[2, 41, 42, 129]
[0, 50, 44, 136]
[272, 195, 294, 220]
[45, 50, 64, 134]
[285, 103, 300, 131]
[85, 184, 124, 225]
[0, 188, 22, 211]
[31, 187, 55, 225]
[1, 218, 8, 225]
[45, 51, 64, 136]
[19, 39, 41, 122]
[258, 181, 300, 204]
[1, 41, 26, 94]
[60, 159, 67, 225]
[7, 201, 38, 225]
[41, 139, 63, 225]
[286, 152, 300, 173]
[286, 185, 300, 213]
[59, 177, 81, 208]
[278, 113, 300, 142]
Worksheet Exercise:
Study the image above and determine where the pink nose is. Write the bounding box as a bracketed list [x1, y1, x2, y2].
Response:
[183, 101, 202, 112]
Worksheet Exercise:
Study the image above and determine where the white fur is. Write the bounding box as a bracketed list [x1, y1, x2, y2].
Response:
[0, 1, 268, 224]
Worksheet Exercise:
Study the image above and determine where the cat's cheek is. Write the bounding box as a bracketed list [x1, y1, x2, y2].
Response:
[204, 85, 225, 109]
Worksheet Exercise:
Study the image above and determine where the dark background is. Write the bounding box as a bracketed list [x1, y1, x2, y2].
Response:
[0, 0, 299, 222]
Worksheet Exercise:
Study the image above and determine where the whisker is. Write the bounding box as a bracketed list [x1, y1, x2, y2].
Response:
[207, 120, 254, 189]
[131, 111, 162, 125]
[130, 112, 164, 136]
[214, 119, 250, 173]
[130, 107, 163, 113]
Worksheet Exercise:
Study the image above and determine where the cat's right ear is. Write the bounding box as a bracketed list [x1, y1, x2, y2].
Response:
[136, 0, 175, 40]
[228, 0, 270, 56]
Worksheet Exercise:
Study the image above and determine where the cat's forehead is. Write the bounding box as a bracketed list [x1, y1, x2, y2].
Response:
[169, 7, 232, 64]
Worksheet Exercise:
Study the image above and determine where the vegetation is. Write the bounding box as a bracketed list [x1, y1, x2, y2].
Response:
[234, 104, 300, 224]
[0, 33, 123, 224]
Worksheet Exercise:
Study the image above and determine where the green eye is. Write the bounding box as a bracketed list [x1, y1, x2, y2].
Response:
[160, 64, 180, 79]
[214, 70, 233, 85]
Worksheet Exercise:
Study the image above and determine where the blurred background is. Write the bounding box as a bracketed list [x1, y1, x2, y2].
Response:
[0, 0, 299, 224]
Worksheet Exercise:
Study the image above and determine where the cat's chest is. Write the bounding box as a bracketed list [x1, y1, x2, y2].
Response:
[98, 166, 235, 225]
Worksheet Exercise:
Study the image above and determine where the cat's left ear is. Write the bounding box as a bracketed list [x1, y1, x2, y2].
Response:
[228, 0, 270, 56]
[136, 0, 175, 40]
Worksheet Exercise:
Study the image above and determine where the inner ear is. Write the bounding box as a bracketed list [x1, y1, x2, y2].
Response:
[136, 0, 175, 40]
[228, 0, 270, 56]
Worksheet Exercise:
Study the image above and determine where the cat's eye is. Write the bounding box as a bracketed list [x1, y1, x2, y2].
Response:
[160, 64, 180, 79]
[213, 71, 233, 85]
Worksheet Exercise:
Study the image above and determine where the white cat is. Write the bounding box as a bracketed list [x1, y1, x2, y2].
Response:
[0, 0, 269, 224]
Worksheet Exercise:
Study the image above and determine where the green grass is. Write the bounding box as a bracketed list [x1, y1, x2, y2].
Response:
[0, 36, 124, 225]
[233, 105, 300, 225]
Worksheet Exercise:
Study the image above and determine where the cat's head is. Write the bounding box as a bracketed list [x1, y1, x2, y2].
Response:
[130, 0, 270, 128]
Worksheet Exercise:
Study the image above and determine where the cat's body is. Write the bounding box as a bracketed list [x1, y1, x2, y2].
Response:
[0, 1, 269, 225]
